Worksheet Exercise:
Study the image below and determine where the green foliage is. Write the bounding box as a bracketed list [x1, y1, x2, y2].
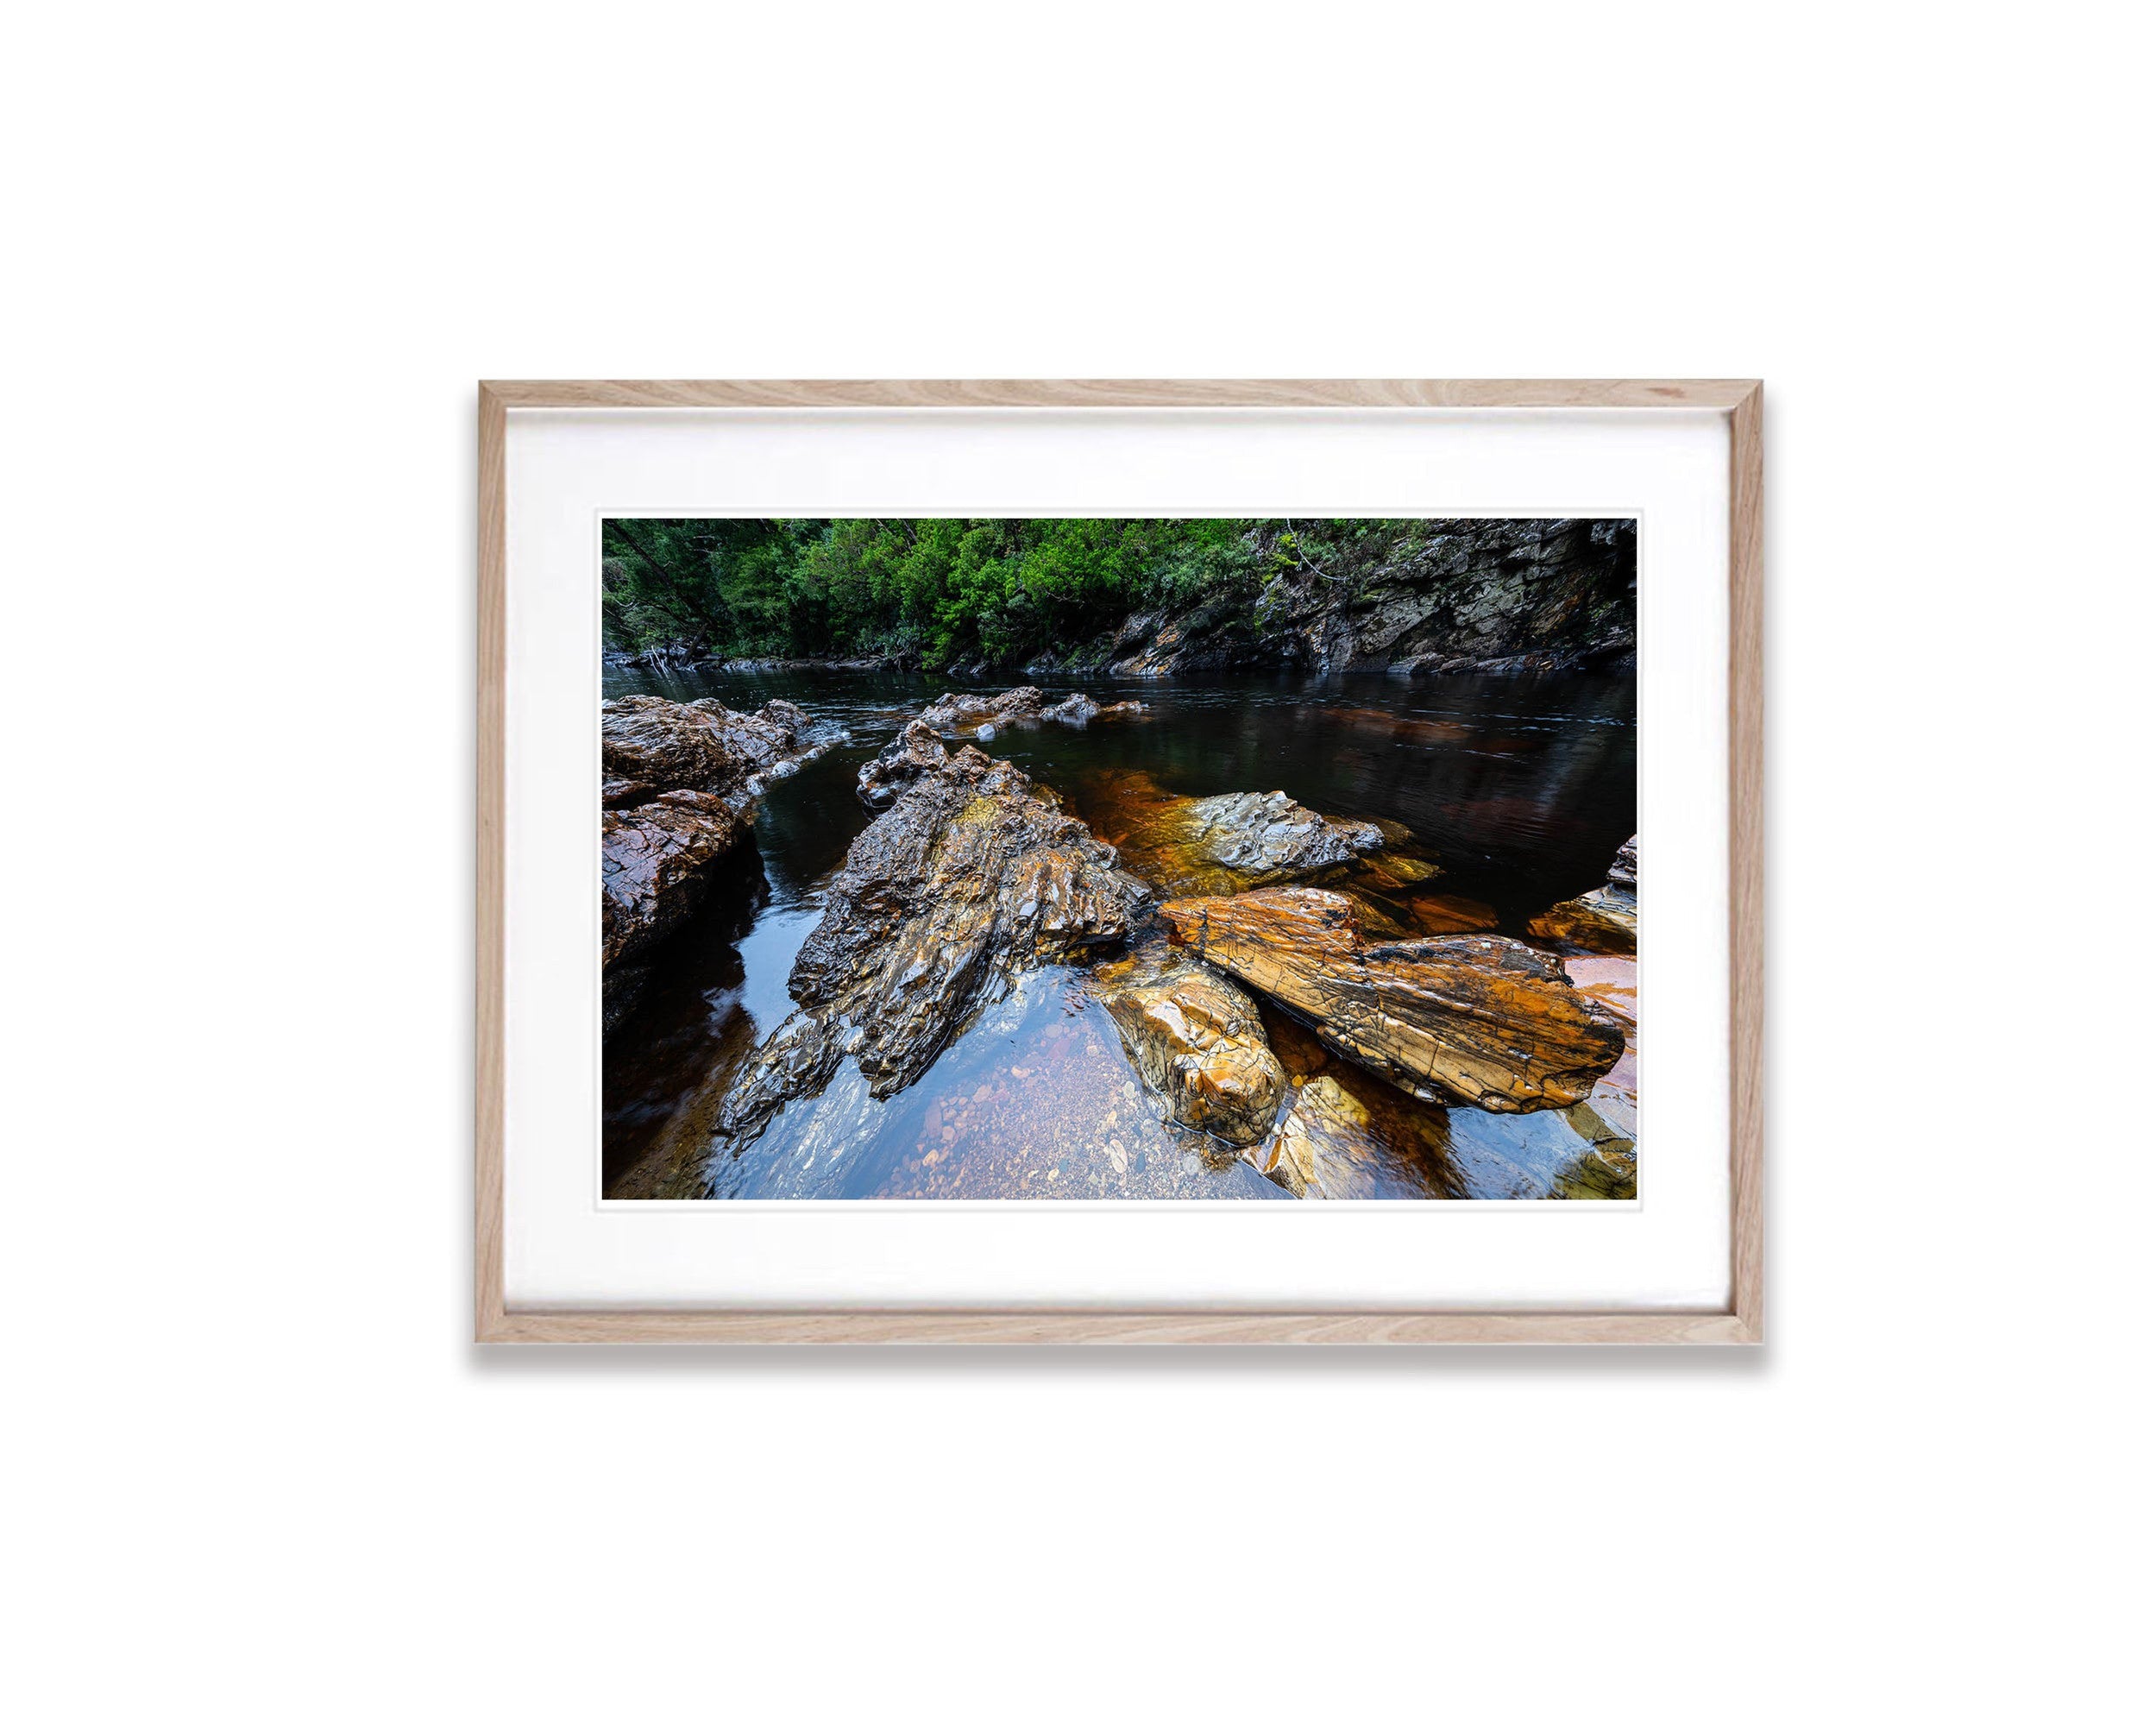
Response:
[602, 518, 1288, 667]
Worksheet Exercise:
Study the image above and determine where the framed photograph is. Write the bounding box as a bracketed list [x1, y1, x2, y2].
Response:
[477, 381, 1762, 1343]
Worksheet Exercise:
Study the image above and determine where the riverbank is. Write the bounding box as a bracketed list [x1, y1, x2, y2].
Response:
[605, 518, 1636, 679]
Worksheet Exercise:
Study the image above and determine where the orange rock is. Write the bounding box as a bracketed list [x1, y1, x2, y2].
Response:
[1160, 888, 1625, 1113]
[1098, 961, 1286, 1146]
[1527, 835, 1637, 954]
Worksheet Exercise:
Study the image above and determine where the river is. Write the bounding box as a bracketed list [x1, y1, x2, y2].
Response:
[602, 664, 1637, 1200]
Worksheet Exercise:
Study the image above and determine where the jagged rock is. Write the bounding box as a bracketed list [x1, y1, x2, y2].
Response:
[601, 790, 746, 974]
[1044, 690, 1099, 723]
[600, 695, 812, 802]
[715, 747, 1147, 1149]
[600, 696, 825, 1023]
[1160, 887, 1625, 1113]
[916, 685, 1043, 733]
[1528, 834, 1637, 954]
[1094, 519, 1634, 677]
[1085, 770, 1390, 897]
[856, 720, 948, 809]
[1040, 691, 1147, 726]
[1094, 954, 1286, 1146]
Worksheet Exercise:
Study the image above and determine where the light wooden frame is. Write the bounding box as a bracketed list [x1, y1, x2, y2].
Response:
[477, 380, 1763, 1344]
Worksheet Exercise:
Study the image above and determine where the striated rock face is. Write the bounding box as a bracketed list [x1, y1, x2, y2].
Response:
[600, 696, 827, 1025]
[1102, 519, 1634, 677]
[715, 747, 1147, 1149]
[601, 791, 745, 973]
[1094, 954, 1286, 1146]
[1160, 887, 1625, 1113]
[856, 720, 948, 809]
[1528, 834, 1637, 954]
[916, 685, 1043, 733]
[600, 695, 812, 801]
[1085, 769, 1392, 898]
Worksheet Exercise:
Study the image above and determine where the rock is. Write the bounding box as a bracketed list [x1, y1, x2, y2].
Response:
[601, 790, 745, 975]
[1043, 690, 1099, 723]
[856, 719, 948, 809]
[1086, 770, 1392, 897]
[1095, 955, 1286, 1146]
[916, 685, 1043, 733]
[600, 696, 826, 1021]
[1160, 888, 1625, 1113]
[1528, 834, 1638, 954]
[1188, 791, 1382, 878]
[1262, 1073, 1461, 1199]
[600, 695, 812, 803]
[1404, 891, 1501, 935]
[1094, 519, 1634, 677]
[715, 746, 1147, 1149]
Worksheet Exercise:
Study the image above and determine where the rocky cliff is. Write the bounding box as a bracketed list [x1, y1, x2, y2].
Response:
[1031, 518, 1635, 678]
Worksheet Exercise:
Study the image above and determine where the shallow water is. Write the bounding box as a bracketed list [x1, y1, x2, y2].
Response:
[601, 665, 1637, 1199]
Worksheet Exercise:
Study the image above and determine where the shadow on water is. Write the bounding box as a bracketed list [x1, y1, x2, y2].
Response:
[602, 664, 1637, 1200]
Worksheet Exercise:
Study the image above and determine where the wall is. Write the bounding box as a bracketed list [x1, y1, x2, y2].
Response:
[7, 6, 2140, 1722]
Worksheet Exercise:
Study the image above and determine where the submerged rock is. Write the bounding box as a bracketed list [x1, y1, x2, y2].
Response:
[1262, 1073, 1451, 1199]
[916, 685, 1044, 733]
[1160, 887, 1625, 1113]
[1085, 769, 1393, 898]
[1528, 834, 1638, 954]
[715, 747, 1147, 1149]
[856, 719, 948, 809]
[1094, 954, 1286, 1146]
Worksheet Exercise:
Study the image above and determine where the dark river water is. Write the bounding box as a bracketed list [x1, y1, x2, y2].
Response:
[602, 665, 1637, 1200]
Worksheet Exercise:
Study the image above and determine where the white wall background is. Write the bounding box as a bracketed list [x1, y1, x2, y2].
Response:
[6, 5, 2144, 1722]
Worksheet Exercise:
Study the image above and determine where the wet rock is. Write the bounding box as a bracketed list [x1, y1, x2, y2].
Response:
[600, 695, 813, 803]
[1188, 791, 1382, 878]
[600, 696, 827, 1022]
[1404, 891, 1501, 935]
[1086, 769, 1392, 898]
[715, 747, 1147, 1149]
[1528, 834, 1637, 954]
[601, 791, 745, 975]
[1262, 1073, 1461, 1199]
[856, 719, 948, 809]
[1095, 956, 1286, 1146]
[1044, 690, 1100, 724]
[1160, 887, 1626, 1113]
[1042, 691, 1144, 725]
[916, 685, 1043, 733]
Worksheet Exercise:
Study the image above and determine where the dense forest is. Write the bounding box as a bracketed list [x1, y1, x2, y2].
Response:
[604, 518, 1436, 669]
